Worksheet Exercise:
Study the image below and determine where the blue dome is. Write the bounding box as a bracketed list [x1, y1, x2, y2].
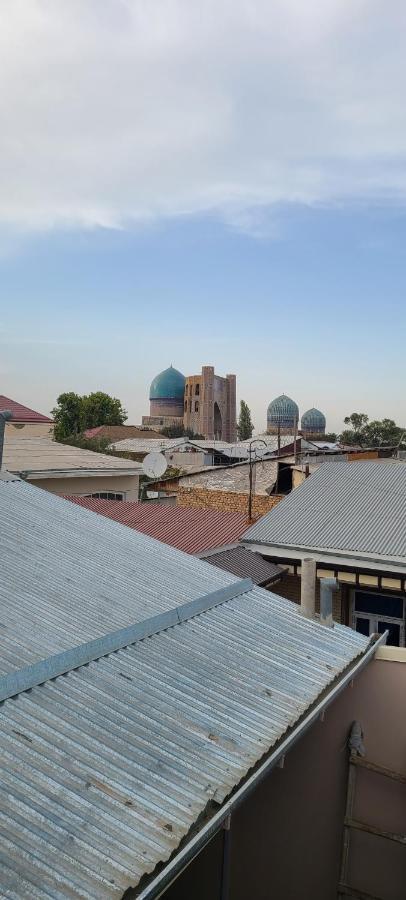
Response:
[301, 407, 326, 431]
[149, 366, 185, 401]
[267, 394, 299, 427]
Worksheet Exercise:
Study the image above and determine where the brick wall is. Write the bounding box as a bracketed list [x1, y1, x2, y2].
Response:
[176, 486, 283, 518]
[272, 572, 345, 623]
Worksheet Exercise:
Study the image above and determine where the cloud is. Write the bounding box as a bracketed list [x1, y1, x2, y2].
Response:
[0, 0, 405, 231]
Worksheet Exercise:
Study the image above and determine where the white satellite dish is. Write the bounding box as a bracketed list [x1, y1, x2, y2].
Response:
[142, 451, 168, 479]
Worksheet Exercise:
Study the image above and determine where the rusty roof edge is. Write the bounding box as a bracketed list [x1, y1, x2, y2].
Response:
[0, 577, 253, 703]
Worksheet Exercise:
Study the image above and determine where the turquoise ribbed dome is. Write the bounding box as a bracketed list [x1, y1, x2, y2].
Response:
[149, 366, 185, 401]
[301, 407, 326, 431]
[267, 394, 299, 427]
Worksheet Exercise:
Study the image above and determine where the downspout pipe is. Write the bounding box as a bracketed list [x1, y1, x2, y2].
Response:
[320, 577, 338, 627]
[136, 630, 388, 900]
[0, 410, 12, 469]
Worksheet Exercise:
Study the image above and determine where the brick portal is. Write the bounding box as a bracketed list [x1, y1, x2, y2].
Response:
[183, 366, 237, 442]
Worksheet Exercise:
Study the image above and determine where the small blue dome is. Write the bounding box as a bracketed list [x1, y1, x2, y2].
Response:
[149, 366, 185, 401]
[301, 407, 326, 431]
[267, 394, 299, 428]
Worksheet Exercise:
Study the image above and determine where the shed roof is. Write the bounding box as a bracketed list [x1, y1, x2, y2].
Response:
[2, 437, 142, 479]
[0, 393, 53, 423]
[84, 425, 164, 441]
[0, 479, 370, 897]
[65, 496, 250, 555]
[178, 457, 279, 495]
[243, 461, 406, 567]
[205, 546, 286, 585]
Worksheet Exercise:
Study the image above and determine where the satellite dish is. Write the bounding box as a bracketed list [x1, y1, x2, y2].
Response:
[142, 451, 168, 479]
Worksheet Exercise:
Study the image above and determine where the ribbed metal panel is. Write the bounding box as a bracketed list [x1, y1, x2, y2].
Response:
[0, 478, 369, 898]
[0, 480, 238, 675]
[243, 461, 406, 562]
[0, 586, 368, 898]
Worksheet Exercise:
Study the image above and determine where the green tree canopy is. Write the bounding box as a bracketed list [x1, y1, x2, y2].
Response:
[340, 413, 405, 448]
[237, 400, 254, 440]
[160, 425, 204, 439]
[52, 391, 127, 441]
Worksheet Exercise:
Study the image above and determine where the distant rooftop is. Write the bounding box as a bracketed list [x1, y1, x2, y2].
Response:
[84, 424, 164, 441]
[2, 437, 142, 478]
[244, 461, 406, 569]
[178, 457, 279, 496]
[0, 393, 52, 423]
[65, 497, 250, 554]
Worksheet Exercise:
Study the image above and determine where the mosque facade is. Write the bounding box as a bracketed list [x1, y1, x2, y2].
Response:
[142, 365, 237, 441]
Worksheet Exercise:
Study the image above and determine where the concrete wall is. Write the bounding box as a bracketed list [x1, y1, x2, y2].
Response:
[166, 451, 206, 470]
[28, 473, 140, 500]
[176, 486, 283, 518]
[163, 651, 406, 900]
[5, 422, 54, 439]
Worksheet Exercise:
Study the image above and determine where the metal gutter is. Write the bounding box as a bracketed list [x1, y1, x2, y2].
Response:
[0, 578, 253, 703]
[135, 630, 388, 900]
[243, 541, 406, 573]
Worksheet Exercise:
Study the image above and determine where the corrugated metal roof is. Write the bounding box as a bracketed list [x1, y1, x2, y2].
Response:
[3, 437, 142, 478]
[205, 546, 285, 585]
[65, 496, 250, 555]
[243, 461, 406, 565]
[0, 394, 53, 423]
[0, 478, 370, 898]
[179, 458, 279, 495]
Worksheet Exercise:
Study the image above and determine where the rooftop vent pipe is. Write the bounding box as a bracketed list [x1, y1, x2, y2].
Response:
[301, 558, 316, 619]
[0, 410, 12, 470]
[320, 577, 338, 628]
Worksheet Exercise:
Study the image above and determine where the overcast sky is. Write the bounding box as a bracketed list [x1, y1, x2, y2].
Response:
[1, 0, 405, 433]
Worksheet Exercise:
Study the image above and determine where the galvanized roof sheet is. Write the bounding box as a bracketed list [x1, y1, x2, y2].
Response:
[243, 461, 406, 564]
[0, 480, 237, 674]
[64, 496, 250, 555]
[0, 479, 370, 898]
[205, 546, 285, 585]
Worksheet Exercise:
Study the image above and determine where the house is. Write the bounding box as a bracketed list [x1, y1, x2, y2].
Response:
[65, 496, 285, 587]
[243, 461, 406, 645]
[0, 472, 403, 900]
[2, 436, 142, 500]
[153, 456, 285, 517]
[0, 392, 54, 438]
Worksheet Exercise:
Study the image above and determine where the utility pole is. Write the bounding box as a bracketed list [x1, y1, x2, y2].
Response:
[248, 438, 267, 520]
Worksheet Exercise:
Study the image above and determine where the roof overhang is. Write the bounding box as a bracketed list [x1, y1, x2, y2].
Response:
[242, 541, 406, 575]
[136, 630, 387, 900]
[14, 467, 141, 480]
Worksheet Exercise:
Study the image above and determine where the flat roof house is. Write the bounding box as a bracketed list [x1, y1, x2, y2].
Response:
[243, 461, 406, 646]
[2, 436, 142, 500]
[0, 474, 404, 899]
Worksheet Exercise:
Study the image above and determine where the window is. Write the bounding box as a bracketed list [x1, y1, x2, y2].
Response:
[195, 401, 199, 412]
[184, 401, 187, 411]
[195, 383, 200, 396]
[185, 384, 188, 395]
[83, 492, 124, 501]
[351, 590, 405, 646]
[189, 400, 192, 412]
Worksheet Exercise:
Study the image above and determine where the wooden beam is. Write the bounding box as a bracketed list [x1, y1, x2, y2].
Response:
[350, 755, 406, 785]
[345, 817, 406, 845]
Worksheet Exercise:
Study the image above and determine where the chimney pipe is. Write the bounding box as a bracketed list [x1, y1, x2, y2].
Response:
[301, 558, 316, 619]
[320, 578, 338, 627]
[0, 410, 12, 470]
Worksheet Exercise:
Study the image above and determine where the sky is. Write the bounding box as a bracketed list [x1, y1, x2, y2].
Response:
[0, 0, 405, 434]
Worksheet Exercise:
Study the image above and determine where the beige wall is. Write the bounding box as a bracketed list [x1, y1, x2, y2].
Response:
[28, 473, 140, 500]
[166, 451, 206, 469]
[163, 653, 406, 900]
[5, 422, 54, 439]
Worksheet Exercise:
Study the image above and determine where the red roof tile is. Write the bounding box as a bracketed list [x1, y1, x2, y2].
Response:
[0, 395, 53, 424]
[64, 497, 249, 555]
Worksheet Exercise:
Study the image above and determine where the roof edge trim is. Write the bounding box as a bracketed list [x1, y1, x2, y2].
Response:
[0, 578, 253, 703]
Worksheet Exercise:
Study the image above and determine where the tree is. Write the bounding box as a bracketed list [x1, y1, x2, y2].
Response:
[340, 413, 405, 448]
[52, 391, 127, 441]
[323, 433, 337, 443]
[237, 400, 254, 440]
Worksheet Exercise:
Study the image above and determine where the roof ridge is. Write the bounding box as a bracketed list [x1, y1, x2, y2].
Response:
[0, 578, 253, 702]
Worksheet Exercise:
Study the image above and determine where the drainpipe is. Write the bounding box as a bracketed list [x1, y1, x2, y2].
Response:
[320, 577, 338, 627]
[0, 410, 12, 469]
[220, 815, 231, 900]
[301, 558, 316, 619]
